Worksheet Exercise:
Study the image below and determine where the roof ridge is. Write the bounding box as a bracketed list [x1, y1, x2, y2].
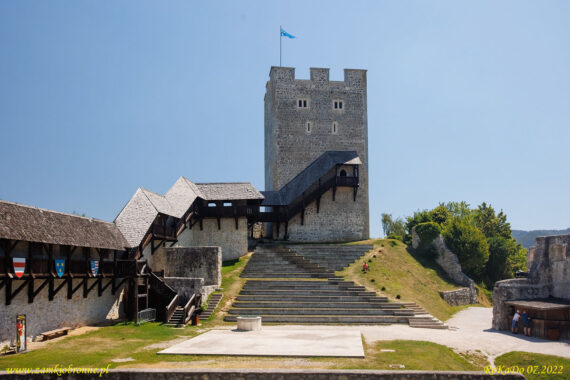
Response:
[0, 199, 112, 225]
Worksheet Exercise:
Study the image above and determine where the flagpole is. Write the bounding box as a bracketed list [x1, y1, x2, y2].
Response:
[279, 25, 282, 66]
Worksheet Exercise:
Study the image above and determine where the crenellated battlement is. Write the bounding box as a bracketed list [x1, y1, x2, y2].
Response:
[268, 66, 367, 88]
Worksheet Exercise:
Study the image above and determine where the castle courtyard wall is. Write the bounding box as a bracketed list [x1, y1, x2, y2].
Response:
[0, 279, 125, 345]
[176, 217, 248, 261]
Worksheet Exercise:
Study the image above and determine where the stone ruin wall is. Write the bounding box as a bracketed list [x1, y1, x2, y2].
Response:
[412, 229, 478, 305]
[492, 234, 570, 330]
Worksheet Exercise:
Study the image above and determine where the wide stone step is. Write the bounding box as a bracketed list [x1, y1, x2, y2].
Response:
[241, 273, 334, 278]
[242, 284, 341, 291]
[239, 290, 377, 297]
[228, 308, 412, 316]
[233, 301, 396, 309]
[236, 295, 377, 302]
[224, 315, 408, 324]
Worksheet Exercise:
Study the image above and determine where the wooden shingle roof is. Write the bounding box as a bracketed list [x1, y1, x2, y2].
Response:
[0, 200, 128, 250]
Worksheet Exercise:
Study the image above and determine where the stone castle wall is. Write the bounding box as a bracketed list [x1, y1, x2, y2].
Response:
[0, 279, 125, 345]
[264, 67, 369, 241]
[176, 217, 248, 261]
[277, 187, 367, 242]
[492, 234, 570, 330]
[153, 246, 221, 287]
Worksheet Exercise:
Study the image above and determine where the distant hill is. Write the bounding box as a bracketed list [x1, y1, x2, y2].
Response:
[512, 228, 570, 249]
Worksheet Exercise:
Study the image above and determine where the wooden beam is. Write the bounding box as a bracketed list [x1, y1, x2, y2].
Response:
[99, 278, 112, 296]
[0, 278, 4, 292]
[50, 278, 67, 301]
[84, 278, 99, 298]
[216, 216, 221, 230]
[112, 277, 127, 295]
[284, 222, 288, 241]
[29, 278, 49, 303]
[6, 278, 28, 305]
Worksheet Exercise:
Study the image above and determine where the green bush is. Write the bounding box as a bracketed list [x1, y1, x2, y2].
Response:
[443, 217, 489, 282]
[387, 233, 402, 241]
[415, 222, 442, 246]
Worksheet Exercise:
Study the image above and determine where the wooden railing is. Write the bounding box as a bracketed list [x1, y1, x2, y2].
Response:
[183, 293, 202, 324]
[149, 272, 179, 322]
[149, 224, 177, 239]
[165, 294, 179, 323]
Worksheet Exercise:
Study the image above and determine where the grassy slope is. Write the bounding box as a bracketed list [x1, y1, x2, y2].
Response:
[495, 352, 570, 380]
[341, 239, 490, 321]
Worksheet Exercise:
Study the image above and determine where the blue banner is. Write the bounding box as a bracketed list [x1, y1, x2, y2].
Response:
[55, 259, 65, 278]
[280, 27, 296, 39]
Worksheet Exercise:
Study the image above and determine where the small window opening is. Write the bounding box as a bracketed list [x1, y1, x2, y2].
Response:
[332, 122, 338, 134]
[298, 100, 302, 107]
[306, 122, 311, 133]
[297, 99, 309, 108]
[340, 169, 347, 177]
[333, 100, 343, 110]
[223, 202, 232, 207]
[303, 100, 307, 107]
[208, 202, 217, 207]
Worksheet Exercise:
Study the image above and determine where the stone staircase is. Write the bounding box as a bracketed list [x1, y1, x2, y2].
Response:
[199, 292, 223, 319]
[227, 243, 447, 328]
[288, 244, 374, 271]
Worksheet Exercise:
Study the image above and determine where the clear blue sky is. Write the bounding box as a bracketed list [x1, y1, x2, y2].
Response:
[1, 1, 569, 236]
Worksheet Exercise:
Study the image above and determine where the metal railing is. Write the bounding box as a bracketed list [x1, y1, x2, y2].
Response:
[136, 308, 156, 325]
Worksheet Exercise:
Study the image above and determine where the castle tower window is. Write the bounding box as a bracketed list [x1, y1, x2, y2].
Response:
[333, 100, 344, 110]
[339, 169, 347, 177]
[297, 99, 309, 108]
[332, 122, 338, 134]
[306, 122, 311, 133]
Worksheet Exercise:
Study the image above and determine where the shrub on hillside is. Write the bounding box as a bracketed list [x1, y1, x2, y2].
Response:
[387, 233, 402, 241]
[443, 217, 489, 282]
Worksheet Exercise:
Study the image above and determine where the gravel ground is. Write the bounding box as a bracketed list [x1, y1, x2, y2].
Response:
[249, 307, 570, 365]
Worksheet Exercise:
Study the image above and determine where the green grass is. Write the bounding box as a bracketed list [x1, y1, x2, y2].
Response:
[495, 352, 570, 380]
[0, 322, 200, 369]
[339, 239, 490, 321]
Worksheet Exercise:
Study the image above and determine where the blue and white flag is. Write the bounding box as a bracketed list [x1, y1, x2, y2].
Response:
[90, 260, 99, 277]
[280, 27, 296, 39]
[55, 259, 65, 278]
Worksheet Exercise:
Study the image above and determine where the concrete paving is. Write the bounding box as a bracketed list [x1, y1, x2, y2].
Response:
[158, 328, 365, 358]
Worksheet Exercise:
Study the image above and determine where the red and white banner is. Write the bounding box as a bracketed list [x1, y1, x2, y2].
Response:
[13, 258, 26, 278]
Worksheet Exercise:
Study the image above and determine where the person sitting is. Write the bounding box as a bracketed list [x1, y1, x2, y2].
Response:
[511, 310, 521, 334]
[521, 310, 532, 336]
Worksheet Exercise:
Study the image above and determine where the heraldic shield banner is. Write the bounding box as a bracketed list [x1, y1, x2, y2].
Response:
[90, 260, 99, 277]
[13, 258, 25, 278]
[55, 259, 65, 278]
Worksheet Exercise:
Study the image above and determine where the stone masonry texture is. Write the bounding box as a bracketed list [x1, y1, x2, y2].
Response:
[176, 217, 248, 261]
[265, 67, 369, 241]
[492, 234, 570, 331]
[153, 246, 222, 287]
[0, 279, 125, 345]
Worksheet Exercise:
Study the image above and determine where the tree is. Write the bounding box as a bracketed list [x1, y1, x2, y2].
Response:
[486, 236, 527, 286]
[473, 202, 511, 239]
[443, 217, 489, 282]
[381, 213, 392, 237]
[404, 209, 432, 244]
[429, 204, 451, 225]
[381, 213, 406, 239]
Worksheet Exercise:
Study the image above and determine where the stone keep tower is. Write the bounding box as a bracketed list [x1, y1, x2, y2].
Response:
[264, 67, 370, 241]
